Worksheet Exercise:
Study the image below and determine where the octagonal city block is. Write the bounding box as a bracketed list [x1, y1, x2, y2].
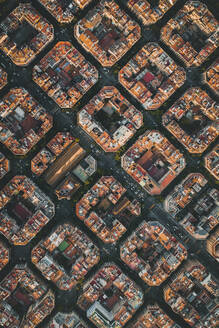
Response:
[120, 221, 187, 286]
[76, 176, 141, 243]
[164, 173, 219, 240]
[0, 88, 53, 155]
[162, 87, 218, 154]
[74, 0, 141, 67]
[0, 3, 54, 66]
[38, 0, 93, 24]
[121, 130, 186, 195]
[119, 43, 186, 110]
[128, 0, 178, 26]
[0, 265, 55, 328]
[161, 1, 219, 67]
[164, 260, 218, 327]
[32, 223, 100, 290]
[78, 86, 143, 152]
[0, 176, 55, 245]
[77, 263, 143, 327]
[33, 41, 98, 109]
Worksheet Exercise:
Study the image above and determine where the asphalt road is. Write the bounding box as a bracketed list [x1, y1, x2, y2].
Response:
[0, 0, 218, 327]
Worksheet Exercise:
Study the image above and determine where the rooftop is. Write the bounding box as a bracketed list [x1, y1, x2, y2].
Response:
[74, 0, 141, 66]
[162, 87, 218, 154]
[76, 176, 141, 243]
[38, 0, 92, 23]
[55, 175, 81, 200]
[164, 173, 208, 216]
[0, 265, 55, 327]
[133, 303, 180, 328]
[164, 173, 218, 239]
[78, 86, 143, 152]
[204, 145, 219, 180]
[206, 227, 219, 262]
[0, 65, 7, 90]
[161, 1, 218, 67]
[121, 221, 187, 286]
[204, 58, 219, 95]
[128, 0, 178, 25]
[48, 311, 87, 327]
[77, 263, 143, 327]
[0, 242, 9, 271]
[0, 88, 53, 155]
[0, 152, 10, 180]
[33, 41, 98, 108]
[31, 132, 75, 176]
[164, 260, 218, 327]
[0, 176, 55, 245]
[121, 130, 186, 195]
[119, 43, 186, 110]
[44, 142, 86, 186]
[32, 223, 100, 290]
[0, 3, 54, 66]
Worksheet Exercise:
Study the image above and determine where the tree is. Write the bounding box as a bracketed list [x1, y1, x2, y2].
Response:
[115, 153, 121, 161]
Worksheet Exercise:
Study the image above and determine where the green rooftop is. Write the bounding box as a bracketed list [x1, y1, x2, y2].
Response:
[58, 240, 69, 252]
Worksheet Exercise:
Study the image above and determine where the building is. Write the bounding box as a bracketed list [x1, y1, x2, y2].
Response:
[164, 260, 218, 327]
[164, 173, 208, 216]
[0, 65, 7, 90]
[121, 221, 187, 286]
[179, 189, 219, 239]
[204, 145, 219, 180]
[47, 311, 88, 327]
[76, 176, 141, 243]
[0, 265, 55, 327]
[0, 88, 53, 155]
[38, 0, 92, 23]
[0, 152, 9, 180]
[162, 88, 218, 154]
[164, 173, 218, 239]
[73, 155, 97, 182]
[55, 175, 81, 200]
[33, 41, 98, 108]
[0, 176, 55, 245]
[31, 132, 75, 176]
[119, 43, 186, 110]
[32, 224, 100, 290]
[32, 132, 95, 199]
[128, 0, 178, 25]
[161, 1, 218, 67]
[121, 130, 186, 195]
[74, 0, 141, 66]
[206, 227, 219, 262]
[78, 86, 143, 152]
[133, 304, 180, 328]
[0, 3, 54, 65]
[204, 58, 219, 95]
[77, 263, 143, 328]
[44, 142, 86, 186]
[0, 242, 9, 271]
